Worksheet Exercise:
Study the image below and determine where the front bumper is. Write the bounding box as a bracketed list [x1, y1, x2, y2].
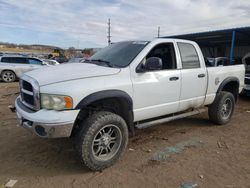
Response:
[15, 96, 80, 138]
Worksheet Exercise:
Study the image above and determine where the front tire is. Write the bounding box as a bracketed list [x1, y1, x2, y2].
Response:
[208, 91, 235, 125]
[1, 70, 16, 83]
[75, 111, 128, 171]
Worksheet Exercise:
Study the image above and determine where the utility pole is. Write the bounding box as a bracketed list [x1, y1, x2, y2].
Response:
[157, 26, 160, 38]
[107, 18, 111, 45]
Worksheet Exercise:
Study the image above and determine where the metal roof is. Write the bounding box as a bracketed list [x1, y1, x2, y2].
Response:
[164, 26, 250, 47]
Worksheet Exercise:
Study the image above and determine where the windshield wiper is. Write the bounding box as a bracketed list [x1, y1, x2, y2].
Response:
[86, 59, 114, 67]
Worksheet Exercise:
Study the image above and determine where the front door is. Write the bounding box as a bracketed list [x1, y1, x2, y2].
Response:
[131, 43, 181, 121]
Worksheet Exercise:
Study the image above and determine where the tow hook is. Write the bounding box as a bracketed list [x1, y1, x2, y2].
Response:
[8, 105, 16, 113]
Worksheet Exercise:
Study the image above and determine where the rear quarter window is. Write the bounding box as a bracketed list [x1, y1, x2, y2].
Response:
[1, 57, 27, 64]
[1, 57, 11, 63]
[177, 42, 200, 69]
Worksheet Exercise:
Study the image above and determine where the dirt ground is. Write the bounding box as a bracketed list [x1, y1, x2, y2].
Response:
[0, 82, 249, 188]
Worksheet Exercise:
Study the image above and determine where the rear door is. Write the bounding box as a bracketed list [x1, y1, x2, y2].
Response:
[11, 57, 34, 74]
[13, 57, 33, 71]
[177, 42, 207, 111]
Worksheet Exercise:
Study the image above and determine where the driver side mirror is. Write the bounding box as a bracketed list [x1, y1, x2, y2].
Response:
[136, 57, 163, 73]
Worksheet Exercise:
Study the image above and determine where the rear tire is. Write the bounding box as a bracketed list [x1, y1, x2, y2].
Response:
[1, 70, 16, 83]
[75, 111, 128, 171]
[208, 91, 235, 125]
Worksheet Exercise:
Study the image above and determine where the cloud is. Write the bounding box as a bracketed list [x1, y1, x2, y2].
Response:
[0, 0, 250, 48]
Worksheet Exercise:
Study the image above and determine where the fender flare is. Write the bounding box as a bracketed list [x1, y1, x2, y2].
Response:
[75, 89, 133, 110]
[216, 77, 239, 93]
[74, 89, 134, 135]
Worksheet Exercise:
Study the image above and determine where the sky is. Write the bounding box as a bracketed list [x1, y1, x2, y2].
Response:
[0, 0, 250, 48]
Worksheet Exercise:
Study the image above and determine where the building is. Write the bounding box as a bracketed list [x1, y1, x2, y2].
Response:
[164, 26, 250, 64]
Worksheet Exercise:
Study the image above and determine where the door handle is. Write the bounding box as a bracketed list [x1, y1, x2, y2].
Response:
[198, 74, 206, 78]
[169, 77, 179, 81]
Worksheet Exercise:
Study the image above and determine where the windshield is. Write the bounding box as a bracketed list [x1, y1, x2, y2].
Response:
[88, 41, 148, 67]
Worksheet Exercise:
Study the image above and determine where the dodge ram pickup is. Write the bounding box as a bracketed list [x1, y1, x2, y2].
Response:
[14, 38, 245, 171]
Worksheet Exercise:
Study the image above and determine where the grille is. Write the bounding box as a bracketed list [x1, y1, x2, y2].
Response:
[22, 93, 34, 106]
[22, 80, 33, 92]
[20, 77, 40, 110]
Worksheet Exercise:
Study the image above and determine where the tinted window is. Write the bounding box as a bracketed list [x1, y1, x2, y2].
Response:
[1, 57, 27, 64]
[28, 58, 42, 65]
[146, 43, 177, 70]
[178, 43, 200, 69]
[1, 57, 11, 63]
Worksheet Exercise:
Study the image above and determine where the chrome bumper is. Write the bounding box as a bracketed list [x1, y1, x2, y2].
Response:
[15, 96, 80, 138]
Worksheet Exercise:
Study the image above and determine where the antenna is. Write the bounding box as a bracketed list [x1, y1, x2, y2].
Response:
[158, 26, 160, 38]
[108, 18, 111, 45]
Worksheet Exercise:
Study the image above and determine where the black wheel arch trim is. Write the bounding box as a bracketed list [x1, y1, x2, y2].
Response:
[216, 77, 240, 93]
[74, 89, 135, 135]
[75, 89, 133, 110]
[216, 76, 240, 102]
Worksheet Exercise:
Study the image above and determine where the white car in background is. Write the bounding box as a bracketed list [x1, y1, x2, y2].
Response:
[206, 57, 230, 67]
[0, 56, 48, 82]
[65, 57, 85, 63]
[42, 59, 60, 65]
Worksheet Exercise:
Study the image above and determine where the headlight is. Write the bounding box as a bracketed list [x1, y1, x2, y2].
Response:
[41, 94, 73, 110]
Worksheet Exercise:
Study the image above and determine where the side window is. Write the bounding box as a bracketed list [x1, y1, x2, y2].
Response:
[177, 42, 200, 69]
[12, 58, 27, 64]
[1, 57, 10, 63]
[28, 58, 42, 65]
[146, 43, 177, 70]
[1, 57, 27, 64]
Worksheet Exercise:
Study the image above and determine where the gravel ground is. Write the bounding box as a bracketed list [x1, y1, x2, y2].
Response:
[0, 82, 249, 188]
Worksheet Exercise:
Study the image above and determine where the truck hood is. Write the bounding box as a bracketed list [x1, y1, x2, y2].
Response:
[24, 63, 121, 86]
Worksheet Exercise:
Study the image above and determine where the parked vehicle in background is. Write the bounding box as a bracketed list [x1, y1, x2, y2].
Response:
[0, 56, 48, 82]
[65, 57, 85, 63]
[206, 57, 230, 67]
[0, 52, 3, 56]
[50, 56, 68, 64]
[42, 59, 60, 65]
[243, 53, 250, 95]
[14, 38, 245, 171]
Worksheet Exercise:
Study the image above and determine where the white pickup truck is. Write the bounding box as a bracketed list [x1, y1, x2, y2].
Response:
[14, 38, 245, 171]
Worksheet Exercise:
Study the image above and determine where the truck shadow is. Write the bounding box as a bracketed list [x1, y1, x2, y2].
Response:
[131, 115, 212, 145]
[239, 94, 250, 102]
[4, 116, 214, 177]
[3, 136, 91, 177]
